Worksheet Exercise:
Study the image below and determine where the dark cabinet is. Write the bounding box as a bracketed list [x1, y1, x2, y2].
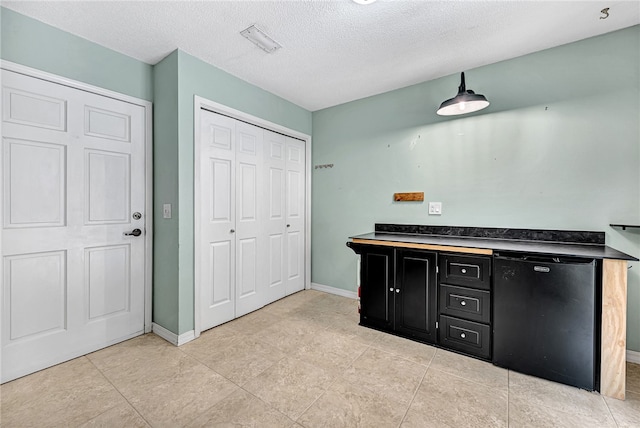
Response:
[395, 250, 437, 343]
[347, 243, 437, 344]
[359, 246, 394, 331]
[438, 253, 492, 360]
[347, 243, 491, 358]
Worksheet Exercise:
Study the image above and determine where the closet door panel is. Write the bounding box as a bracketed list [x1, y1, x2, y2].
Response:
[264, 130, 287, 302]
[235, 122, 264, 317]
[199, 111, 236, 330]
[285, 138, 305, 295]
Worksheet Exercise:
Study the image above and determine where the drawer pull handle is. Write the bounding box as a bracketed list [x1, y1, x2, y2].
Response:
[461, 268, 467, 274]
[390, 288, 394, 292]
[396, 289, 400, 293]
[460, 332, 466, 339]
[460, 300, 466, 306]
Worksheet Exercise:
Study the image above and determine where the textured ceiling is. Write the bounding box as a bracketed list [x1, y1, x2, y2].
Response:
[3, 1, 639, 111]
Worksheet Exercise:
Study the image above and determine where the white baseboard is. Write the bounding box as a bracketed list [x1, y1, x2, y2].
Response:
[311, 282, 357, 299]
[627, 349, 640, 364]
[152, 323, 195, 346]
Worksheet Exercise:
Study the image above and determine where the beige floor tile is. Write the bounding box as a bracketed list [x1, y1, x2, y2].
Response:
[372, 332, 437, 366]
[343, 347, 427, 406]
[186, 389, 295, 427]
[292, 329, 369, 373]
[254, 317, 327, 354]
[402, 368, 507, 428]
[197, 318, 246, 338]
[260, 290, 327, 317]
[626, 362, 640, 393]
[509, 394, 616, 428]
[179, 325, 243, 362]
[185, 334, 285, 386]
[324, 313, 383, 345]
[225, 309, 284, 335]
[508, 371, 612, 421]
[87, 333, 181, 373]
[243, 357, 335, 420]
[429, 348, 508, 389]
[103, 353, 239, 427]
[0, 357, 126, 428]
[299, 293, 357, 317]
[605, 389, 640, 427]
[78, 402, 150, 428]
[298, 378, 406, 428]
[100, 348, 196, 396]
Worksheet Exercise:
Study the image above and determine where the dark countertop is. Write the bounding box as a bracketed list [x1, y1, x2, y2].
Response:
[349, 232, 638, 261]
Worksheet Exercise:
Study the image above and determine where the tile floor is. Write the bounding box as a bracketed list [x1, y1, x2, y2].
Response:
[1, 289, 639, 427]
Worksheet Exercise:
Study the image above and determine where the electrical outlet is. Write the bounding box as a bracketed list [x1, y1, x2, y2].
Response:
[428, 202, 442, 215]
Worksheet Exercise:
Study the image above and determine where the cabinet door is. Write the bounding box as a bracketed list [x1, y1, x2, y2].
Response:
[360, 247, 394, 331]
[395, 250, 437, 343]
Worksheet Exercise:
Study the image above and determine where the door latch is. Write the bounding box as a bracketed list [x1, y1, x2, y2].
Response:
[124, 228, 142, 237]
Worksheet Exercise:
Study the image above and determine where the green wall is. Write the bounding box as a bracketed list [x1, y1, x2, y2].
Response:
[311, 26, 640, 351]
[152, 50, 312, 335]
[0, 7, 153, 101]
[152, 51, 180, 333]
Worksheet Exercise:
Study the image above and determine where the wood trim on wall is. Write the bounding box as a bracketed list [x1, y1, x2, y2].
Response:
[601, 258, 628, 400]
[350, 238, 493, 256]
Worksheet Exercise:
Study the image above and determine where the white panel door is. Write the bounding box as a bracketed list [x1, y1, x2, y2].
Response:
[285, 137, 305, 295]
[199, 111, 236, 330]
[1, 70, 146, 383]
[263, 130, 286, 302]
[235, 122, 265, 317]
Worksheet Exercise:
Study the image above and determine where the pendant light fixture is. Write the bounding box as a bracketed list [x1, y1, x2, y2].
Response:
[436, 72, 490, 116]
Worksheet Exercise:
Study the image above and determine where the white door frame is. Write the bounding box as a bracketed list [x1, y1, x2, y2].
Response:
[0, 60, 154, 335]
[194, 95, 311, 338]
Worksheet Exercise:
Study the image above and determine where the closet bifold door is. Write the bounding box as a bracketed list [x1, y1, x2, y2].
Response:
[199, 111, 237, 330]
[234, 122, 265, 317]
[285, 137, 305, 295]
[199, 109, 306, 332]
[264, 130, 287, 302]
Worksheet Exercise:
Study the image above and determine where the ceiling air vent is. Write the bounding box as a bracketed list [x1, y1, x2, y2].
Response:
[240, 25, 282, 53]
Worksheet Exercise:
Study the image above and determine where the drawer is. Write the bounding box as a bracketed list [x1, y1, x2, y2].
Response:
[439, 253, 491, 290]
[439, 284, 490, 324]
[439, 315, 491, 360]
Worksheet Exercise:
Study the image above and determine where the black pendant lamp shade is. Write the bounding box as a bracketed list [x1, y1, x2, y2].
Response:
[437, 72, 490, 116]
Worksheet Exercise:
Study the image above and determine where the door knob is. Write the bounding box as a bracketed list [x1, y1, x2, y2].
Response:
[124, 228, 142, 237]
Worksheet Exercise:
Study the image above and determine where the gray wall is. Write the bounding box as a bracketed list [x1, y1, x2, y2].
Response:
[311, 26, 640, 351]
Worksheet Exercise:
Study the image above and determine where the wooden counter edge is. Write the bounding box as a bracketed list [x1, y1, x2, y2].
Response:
[601, 258, 627, 400]
[350, 238, 493, 256]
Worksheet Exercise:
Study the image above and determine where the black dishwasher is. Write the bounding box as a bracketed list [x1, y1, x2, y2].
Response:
[493, 253, 599, 391]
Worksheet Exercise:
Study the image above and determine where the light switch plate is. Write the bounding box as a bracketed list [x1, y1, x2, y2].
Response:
[163, 203, 172, 219]
[428, 202, 442, 215]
